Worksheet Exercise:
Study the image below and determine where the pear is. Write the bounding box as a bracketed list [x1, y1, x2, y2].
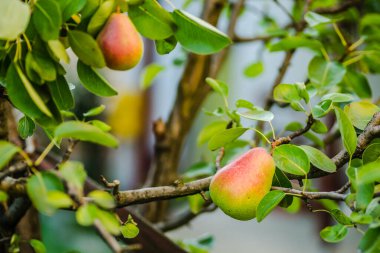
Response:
[209, 147, 275, 220]
[97, 13, 143, 70]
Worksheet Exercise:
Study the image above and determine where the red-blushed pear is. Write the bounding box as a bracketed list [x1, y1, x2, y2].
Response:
[209, 147, 275, 221]
[97, 13, 143, 70]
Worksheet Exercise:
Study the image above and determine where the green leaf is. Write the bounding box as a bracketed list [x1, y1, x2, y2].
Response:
[320, 224, 348, 243]
[47, 40, 70, 64]
[358, 161, 380, 185]
[61, 0, 87, 22]
[47, 75, 74, 110]
[141, 63, 165, 89]
[29, 239, 46, 253]
[237, 109, 274, 122]
[344, 70, 372, 99]
[87, 0, 114, 36]
[182, 162, 215, 181]
[128, 0, 175, 40]
[155, 36, 177, 55]
[272, 168, 293, 208]
[205, 77, 229, 98]
[0, 141, 20, 170]
[308, 56, 346, 87]
[46, 190, 73, 208]
[55, 121, 119, 148]
[312, 100, 332, 118]
[273, 144, 310, 176]
[244, 62, 264, 78]
[32, 0, 62, 41]
[187, 194, 206, 214]
[88, 190, 115, 209]
[76, 203, 97, 226]
[14, 64, 53, 117]
[0, 0, 30, 40]
[95, 208, 120, 235]
[120, 222, 139, 239]
[321, 93, 354, 103]
[350, 212, 373, 224]
[357, 182, 374, 210]
[311, 120, 328, 134]
[26, 172, 65, 215]
[330, 209, 352, 225]
[197, 121, 226, 146]
[17, 116, 35, 139]
[273, 84, 302, 103]
[208, 127, 248, 151]
[359, 228, 380, 253]
[25, 51, 57, 82]
[344, 101, 379, 130]
[0, 191, 9, 202]
[68, 31, 105, 68]
[81, 0, 101, 19]
[305, 11, 332, 27]
[59, 161, 87, 192]
[83, 104, 106, 117]
[77, 61, 117, 96]
[172, 9, 231, 55]
[335, 107, 357, 156]
[363, 143, 380, 164]
[89, 120, 111, 132]
[257, 190, 286, 222]
[269, 37, 322, 52]
[299, 145, 336, 173]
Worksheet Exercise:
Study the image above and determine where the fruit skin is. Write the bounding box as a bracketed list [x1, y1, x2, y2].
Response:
[209, 147, 275, 221]
[97, 13, 143, 70]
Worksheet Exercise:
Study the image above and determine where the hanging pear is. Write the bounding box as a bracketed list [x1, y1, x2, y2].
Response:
[209, 147, 275, 220]
[97, 13, 143, 70]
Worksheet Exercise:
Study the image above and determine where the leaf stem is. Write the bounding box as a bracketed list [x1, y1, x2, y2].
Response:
[249, 128, 271, 145]
[333, 23, 347, 47]
[34, 138, 57, 166]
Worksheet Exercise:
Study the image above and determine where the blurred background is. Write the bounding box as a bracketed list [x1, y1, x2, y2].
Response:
[37, 0, 380, 252]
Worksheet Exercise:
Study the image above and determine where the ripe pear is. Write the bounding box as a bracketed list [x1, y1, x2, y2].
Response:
[209, 147, 275, 221]
[97, 13, 143, 70]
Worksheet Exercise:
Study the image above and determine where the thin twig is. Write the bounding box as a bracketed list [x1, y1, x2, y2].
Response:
[335, 182, 351, 194]
[215, 147, 225, 170]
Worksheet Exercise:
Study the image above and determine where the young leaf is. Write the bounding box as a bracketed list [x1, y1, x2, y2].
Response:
[87, 0, 114, 36]
[32, 0, 61, 41]
[299, 145, 336, 173]
[269, 37, 322, 52]
[330, 209, 353, 225]
[155, 36, 177, 55]
[244, 62, 264, 78]
[205, 77, 229, 98]
[59, 161, 87, 192]
[311, 120, 328, 134]
[305, 11, 332, 27]
[208, 127, 248, 151]
[362, 143, 380, 164]
[197, 121, 227, 146]
[141, 63, 165, 89]
[321, 93, 354, 103]
[344, 101, 379, 130]
[0, 141, 20, 170]
[357, 161, 380, 185]
[88, 190, 115, 209]
[128, 0, 175, 40]
[308, 57, 346, 87]
[94, 208, 120, 235]
[76, 203, 97, 226]
[120, 223, 140, 239]
[273, 144, 310, 176]
[18, 116, 35, 139]
[335, 107, 357, 156]
[68, 31, 106, 68]
[47, 40, 70, 64]
[55, 121, 119, 148]
[61, 0, 87, 22]
[0, 0, 30, 40]
[90, 120, 111, 131]
[29, 239, 46, 253]
[256, 190, 286, 222]
[83, 104, 106, 117]
[46, 191, 73, 208]
[77, 61, 118, 96]
[47, 75, 74, 110]
[273, 84, 302, 103]
[320, 224, 348, 243]
[237, 109, 274, 122]
[312, 100, 333, 118]
[172, 9, 231, 55]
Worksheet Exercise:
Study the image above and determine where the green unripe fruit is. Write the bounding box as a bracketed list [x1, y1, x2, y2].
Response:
[209, 147, 275, 220]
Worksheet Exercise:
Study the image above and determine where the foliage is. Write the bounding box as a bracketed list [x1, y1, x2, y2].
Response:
[0, 0, 379, 252]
